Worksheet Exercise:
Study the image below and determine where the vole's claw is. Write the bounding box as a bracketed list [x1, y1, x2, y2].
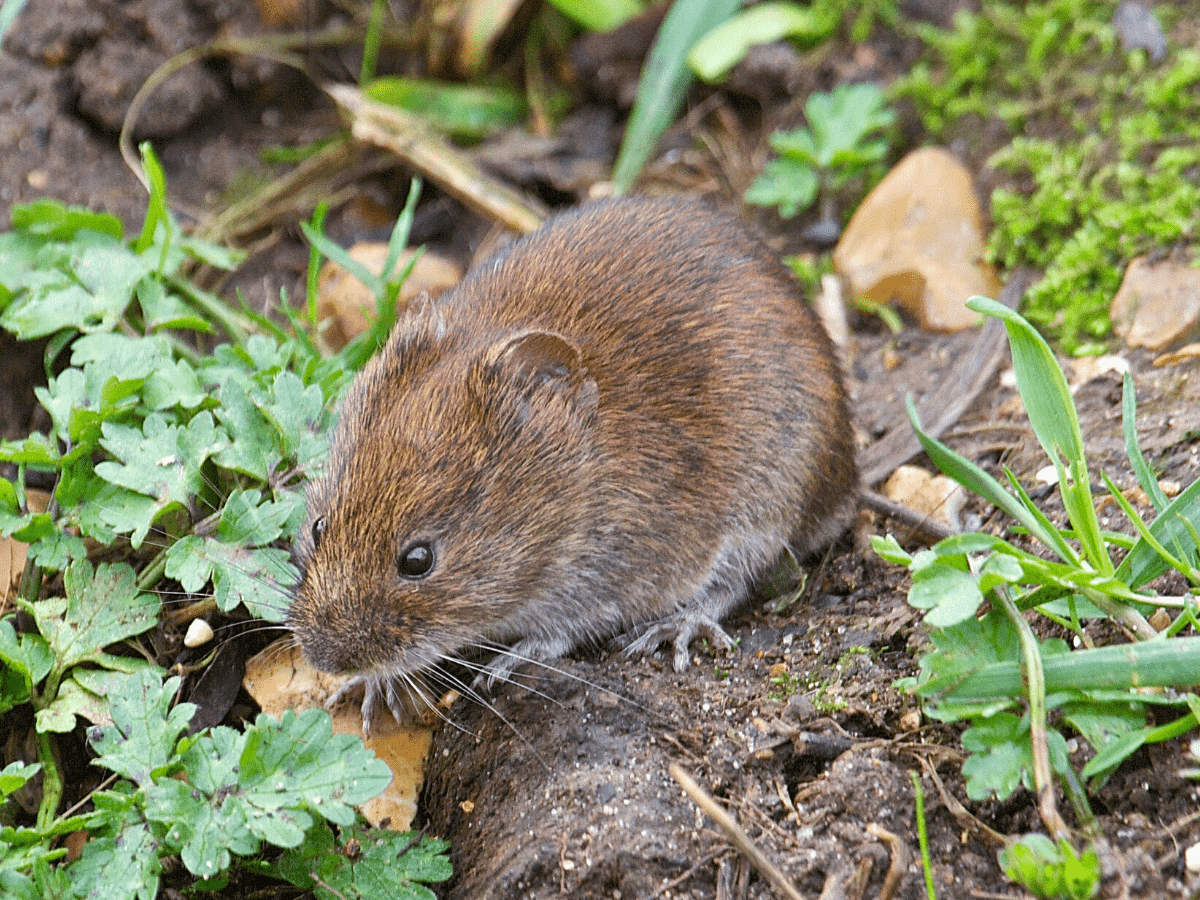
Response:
[325, 673, 413, 736]
[619, 611, 736, 672]
[472, 636, 575, 693]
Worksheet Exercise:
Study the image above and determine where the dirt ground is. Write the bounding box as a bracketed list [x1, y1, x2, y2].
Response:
[2, 1, 1199, 899]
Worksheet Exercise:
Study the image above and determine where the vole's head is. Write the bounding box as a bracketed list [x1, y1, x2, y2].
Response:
[288, 295, 599, 678]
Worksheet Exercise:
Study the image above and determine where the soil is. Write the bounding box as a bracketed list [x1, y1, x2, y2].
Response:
[2, 2, 1199, 900]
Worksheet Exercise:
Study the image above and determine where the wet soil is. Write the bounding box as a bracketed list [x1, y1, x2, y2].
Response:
[2, 1, 1199, 899]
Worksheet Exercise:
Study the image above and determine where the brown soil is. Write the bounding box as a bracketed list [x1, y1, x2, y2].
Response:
[2, 2, 1198, 899]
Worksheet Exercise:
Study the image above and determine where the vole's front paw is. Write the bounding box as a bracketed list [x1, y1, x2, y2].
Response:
[326, 673, 418, 736]
[472, 636, 575, 693]
[618, 611, 736, 673]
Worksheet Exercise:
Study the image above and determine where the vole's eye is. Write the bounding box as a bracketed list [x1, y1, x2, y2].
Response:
[397, 541, 435, 579]
[311, 516, 327, 549]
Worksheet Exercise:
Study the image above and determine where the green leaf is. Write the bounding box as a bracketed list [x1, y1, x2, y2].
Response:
[67, 814, 161, 900]
[744, 159, 820, 217]
[1000, 835, 1100, 900]
[27, 531, 88, 572]
[142, 358, 207, 411]
[544, 0, 640, 31]
[906, 396, 1080, 565]
[276, 824, 452, 900]
[237, 709, 393, 826]
[0, 761, 42, 798]
[966, 296, 1109, 573]
[95, 412, 230, 539]
[612, 0, 742, 194]
[909, 559, 983, 627]
[8, 199, 123, 242]
[24, 561, 161, 677]
[88, 670, 193, 786]
[1121, 371, 1169, 513]
[688, 2, 835, 82]
[0, 617, 52, 711]
[961, 712, 1071, 801]
[1116, 473, 1200, 588]
[804, 83, 895, 168]
[364, 77, 525, 140]
[37, 664, 162, 733]
[134, 276, 212, 333]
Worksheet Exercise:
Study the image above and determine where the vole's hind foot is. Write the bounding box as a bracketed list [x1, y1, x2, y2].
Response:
[326, 673, 418, 736]
[618, 611, 736, 673]
[473, 635, 575, 693]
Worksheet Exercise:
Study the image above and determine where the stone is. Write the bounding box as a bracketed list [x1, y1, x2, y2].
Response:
[316, 243, 463, 351]
[1110, 255, 1200, 350]
[833, 146, 1001, 332]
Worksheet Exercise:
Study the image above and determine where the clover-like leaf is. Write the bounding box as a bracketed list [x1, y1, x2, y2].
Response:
[277, 823, 452, 900]
[24, 561, 160, 680]
[67, 814, 161, 900]
[88, 670, 194, 786]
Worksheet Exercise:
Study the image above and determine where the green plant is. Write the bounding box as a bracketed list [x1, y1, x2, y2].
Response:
[686, 1, 838, 83]
[0, 147, 446, 894]
[0, 669, 447, 900]
[873, 296, 1199, 886]
[999, 834, 1100, 900]
[910, 771, 937, 900]
[611, 0, 741, 194]
[745, 82, 894, 218]
[894, 2, 1200, 351]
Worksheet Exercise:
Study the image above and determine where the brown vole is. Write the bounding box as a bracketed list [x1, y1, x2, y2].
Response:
[288, 196, 858, 722]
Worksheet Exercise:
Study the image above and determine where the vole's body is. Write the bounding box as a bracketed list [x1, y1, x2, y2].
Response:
[289, 197, 857, 697]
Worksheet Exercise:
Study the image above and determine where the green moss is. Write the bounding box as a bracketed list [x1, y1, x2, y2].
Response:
[895, 2, 1200, 352]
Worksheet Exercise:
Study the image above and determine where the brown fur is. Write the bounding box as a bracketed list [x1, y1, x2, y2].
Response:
[288, 197, 858, 680]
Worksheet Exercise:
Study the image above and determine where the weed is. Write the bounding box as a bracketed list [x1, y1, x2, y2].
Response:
[873, 297, 1199, 894]
[0, 147, 448, 896]
[894, 2, 1200, 352]
[746, 82, 895, 220]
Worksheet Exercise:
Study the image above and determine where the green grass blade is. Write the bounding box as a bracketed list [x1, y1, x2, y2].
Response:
[940, 636, 1200, 701]
[546, 0, 642, 32]
[611, 0, 741, 194]
[1115, 474, 1200, 589]
[967, 296, 1110, 573]
[1122, 371, 1169, 513]
[687, 2, 836, 82]
[907, 397, 1079, 564]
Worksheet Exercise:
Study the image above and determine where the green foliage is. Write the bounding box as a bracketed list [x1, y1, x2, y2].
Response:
[365, 77, 526, 141]
[2, 668, 442, 900]
[873, 298, 1199, 890]
[0, 149, 445, 894]
[999, 835, 1101, 900]
[894, 2, 1200, 351]
[687, 2, 838, 83]
[611, 0, 742, 194]
[544, 0, 642, 32]
[274, 821, 451, 900]
[746, 82, 895, 218]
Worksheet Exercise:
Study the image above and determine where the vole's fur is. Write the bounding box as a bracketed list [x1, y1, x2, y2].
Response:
[288, 197, 857, 704]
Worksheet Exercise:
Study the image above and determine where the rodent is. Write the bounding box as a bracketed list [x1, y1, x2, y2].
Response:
[288, 196, 859, 722]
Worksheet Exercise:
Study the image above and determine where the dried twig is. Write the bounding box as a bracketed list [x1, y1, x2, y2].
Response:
[669, 763, 806, 900]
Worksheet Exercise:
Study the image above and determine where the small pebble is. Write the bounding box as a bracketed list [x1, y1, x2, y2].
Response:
[184, 618, 214, 648]
[1186, 841, 1200, 873]
[1113, 1, 1166, 62]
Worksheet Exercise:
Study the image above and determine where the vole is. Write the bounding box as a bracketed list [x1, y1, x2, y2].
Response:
[288, 196, 858, 725]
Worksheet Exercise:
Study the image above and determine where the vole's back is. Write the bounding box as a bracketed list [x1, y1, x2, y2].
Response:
[291, 197, 857, 682]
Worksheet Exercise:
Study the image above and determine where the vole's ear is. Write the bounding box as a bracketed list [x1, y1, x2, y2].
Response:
[481, 330, 599, 422]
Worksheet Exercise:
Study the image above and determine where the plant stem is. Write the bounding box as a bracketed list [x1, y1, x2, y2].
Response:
[911, 771, 938, 900]
[993, 583, 1071, 841]
[34, 728, 63, 830]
